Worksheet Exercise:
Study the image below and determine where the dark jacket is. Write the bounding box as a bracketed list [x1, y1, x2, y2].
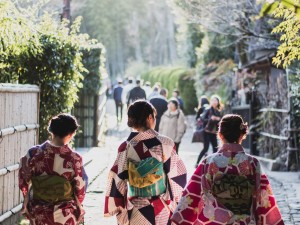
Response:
[201, 106, 222, 133]
[196, 104, 209, 120]
[113, 86, 123, 102]
[150, 96, 168, 131]
[177, 97, 184, 110]
[127, 86, 146, 105]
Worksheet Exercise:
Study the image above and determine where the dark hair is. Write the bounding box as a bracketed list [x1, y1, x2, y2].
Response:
[136, 79, 141, 85]
[173, 89, 180, 95]
[169, 98, 179, 109]
[127, 100, 156, 129]
[160, 88, 168, 96]
[219, 114, 248, 143]
[200, 95, 209, 108]
[211, 95, 222, 110]
[48, 113, 79, 138]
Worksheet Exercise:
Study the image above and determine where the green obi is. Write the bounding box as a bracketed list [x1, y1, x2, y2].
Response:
[32, 175, 74, 203]
[212, 174, 255, 215]
[128, 157, 166, 197]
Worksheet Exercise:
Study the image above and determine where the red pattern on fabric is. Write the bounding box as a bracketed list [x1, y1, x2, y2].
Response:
[19, 141, 85, 225]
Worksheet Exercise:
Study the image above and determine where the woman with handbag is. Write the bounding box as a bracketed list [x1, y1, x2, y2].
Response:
[104, 100, 187, 225]
[19, 113, 86, 225]
[195, 95, 222, 168]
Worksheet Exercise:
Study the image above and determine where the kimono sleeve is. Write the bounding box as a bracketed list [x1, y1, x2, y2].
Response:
[104, 141, 128, 217]
[19, 152, 31, 197]
[254, 159, 284, 225]
[73, 154, 86, 204]
[171, 163, 206, 225]
[164, 144, 187, 204]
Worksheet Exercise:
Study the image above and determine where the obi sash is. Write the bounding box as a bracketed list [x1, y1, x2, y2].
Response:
[128, 157, 166, 197]
[32, 175, 74, 203]
[212, 174, 255, 215]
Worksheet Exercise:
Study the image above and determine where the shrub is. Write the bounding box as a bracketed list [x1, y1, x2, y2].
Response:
[0, 1, 95, 141]
[142, 67, 197, 114]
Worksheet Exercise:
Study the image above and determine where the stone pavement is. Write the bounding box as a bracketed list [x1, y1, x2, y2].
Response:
[80, 99, 300, 225]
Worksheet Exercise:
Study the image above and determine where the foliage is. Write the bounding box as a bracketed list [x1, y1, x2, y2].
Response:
[142, 67, 198, 114]
[74, 0, 179, 77]
[125, 60, 149, 78]
[272, 5, 300, 68]
[81, 44, 104, 94]
[195, 59, 236, 105]
[0, 1, 95, 141]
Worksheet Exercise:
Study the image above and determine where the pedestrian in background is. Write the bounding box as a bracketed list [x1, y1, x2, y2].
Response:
[113, 79, 124, 122]
[19, 113, 86, 225]
[127, 79, 146, 107]
[150, 88, 168, 131]
[159, 98, 186, 153]
[172, 114, 284, 225]
[172, 89, 184, 110]
[148, 84, 160, 99]
[195, 95, 222, 167]
[104, 100, 187, 225]
[143, 81, 152, 99]
[122, 77, 134, 105]
[195, 95, 210, 120]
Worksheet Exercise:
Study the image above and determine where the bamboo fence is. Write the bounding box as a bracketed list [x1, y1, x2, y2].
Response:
[0, 83, 40, 225]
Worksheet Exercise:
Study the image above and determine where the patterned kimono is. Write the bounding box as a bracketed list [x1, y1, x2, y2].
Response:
[19, 141, 86, 225]
[104, 129, 187, 225]
[171, 143, 284, 225]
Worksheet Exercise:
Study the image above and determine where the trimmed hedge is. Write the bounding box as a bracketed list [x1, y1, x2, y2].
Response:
[142, 67, 197, 114]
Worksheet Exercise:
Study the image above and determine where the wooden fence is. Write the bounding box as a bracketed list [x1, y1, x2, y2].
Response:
[0, 84, 40, 225]
[73, 87, 107, 147]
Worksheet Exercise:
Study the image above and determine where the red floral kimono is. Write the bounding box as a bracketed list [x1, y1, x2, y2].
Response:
[19, 141, 86, 225]
[171, 143, 284, 225]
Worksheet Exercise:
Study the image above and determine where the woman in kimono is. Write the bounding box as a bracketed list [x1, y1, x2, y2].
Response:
[19, 113, 86, 225]
[104, 100, 187, 225]
[171, 114, 284, 225]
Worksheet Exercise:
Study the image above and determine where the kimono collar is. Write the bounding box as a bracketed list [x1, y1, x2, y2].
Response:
[127, 129, 158, 142]
[43, 140, 72, 154]
[218, 143, 245, 154]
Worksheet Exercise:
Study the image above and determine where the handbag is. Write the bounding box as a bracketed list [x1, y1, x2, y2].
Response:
[192, 127, 205, 143]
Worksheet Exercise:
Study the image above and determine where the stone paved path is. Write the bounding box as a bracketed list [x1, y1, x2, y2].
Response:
[82, 99, 299, 225]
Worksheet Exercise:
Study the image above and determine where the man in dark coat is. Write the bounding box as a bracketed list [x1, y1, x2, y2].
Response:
[127, 79, 146, 107]
[173, 89, 184, 110]
[150, 88, 168, 131]
[113, 80, 124, 122]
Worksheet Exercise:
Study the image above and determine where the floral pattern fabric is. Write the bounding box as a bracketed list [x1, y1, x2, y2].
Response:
[171, 143, 284, 225]
[19, 141, 86, 225]
[104, 129, 187, 225]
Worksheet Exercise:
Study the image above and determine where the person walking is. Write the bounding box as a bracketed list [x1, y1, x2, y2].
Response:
[195, 95, 210, 120]
[171, 114, 284, 225]
[159, 98, 186, 153]
[172, 89, 184, 110]
[127, 79, 146, 107]
[113, 79, 124, 122]
[19, 113, 86, 225]
[195, 95, 222, 167]
[149, 88, 168, 131]
[143, 81, 153, 99]
[122, 77, 134, 105]
[104, 100, 187, 225]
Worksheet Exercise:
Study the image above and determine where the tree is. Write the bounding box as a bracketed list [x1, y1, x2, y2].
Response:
[271, 5, 300, 67]
[73, 0, 179, 77]
[0, 1, 95, 141]
[172, 0, 277, 65]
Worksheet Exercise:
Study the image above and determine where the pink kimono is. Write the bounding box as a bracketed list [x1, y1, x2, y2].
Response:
[171, 143, 284, 225]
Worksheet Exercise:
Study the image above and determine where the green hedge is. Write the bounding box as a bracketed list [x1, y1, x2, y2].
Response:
[142, 67, 197, 114]
[0, 2, 95, 141]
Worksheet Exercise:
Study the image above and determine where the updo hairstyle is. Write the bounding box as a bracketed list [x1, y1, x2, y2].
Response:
[127, 100, 156, 129]
[218, 114, 248, 143]
[48, 113, 79, 138]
